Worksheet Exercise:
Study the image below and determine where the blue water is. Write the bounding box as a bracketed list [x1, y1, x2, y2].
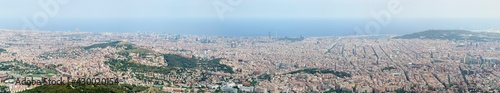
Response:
[1, 18, 500, 37]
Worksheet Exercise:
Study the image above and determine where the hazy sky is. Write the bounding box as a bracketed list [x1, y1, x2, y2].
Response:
[1, 0, 500, 36]
[1, 0, 499, 19]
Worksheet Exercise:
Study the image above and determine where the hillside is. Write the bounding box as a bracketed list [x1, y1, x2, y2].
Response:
[105, 54, 234, 75]
[0, 60, 59, 77]
[19, 84, 162, 93]
[83, 41, 236, 74]
[83, 41, 136, 50]
[38, 41, 147, 59]
[393, 30, 500, 41]
[284, 68, 351, 78]
[84, 41, 155, 56]
[30, 41, 235, 92]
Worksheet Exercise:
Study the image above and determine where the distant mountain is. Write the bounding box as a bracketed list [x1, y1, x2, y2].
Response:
[393, 30, 500, 41]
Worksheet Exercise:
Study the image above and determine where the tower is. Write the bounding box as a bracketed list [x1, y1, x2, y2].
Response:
[430, 51, 434, 58]
[230, 42, 237, 48]
[415, 53, 418, 60]
[461, 34, 472, 64]
[269, 32, 271, 38]
[275, 32, 278, 39]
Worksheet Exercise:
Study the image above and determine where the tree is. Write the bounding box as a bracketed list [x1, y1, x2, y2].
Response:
[395, 88, 405, 93]
[324, 88, 335, 93]
[352, 85, 357, 93]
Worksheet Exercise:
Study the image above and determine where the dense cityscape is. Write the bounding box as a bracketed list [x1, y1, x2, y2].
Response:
[1, 29, 499, 92]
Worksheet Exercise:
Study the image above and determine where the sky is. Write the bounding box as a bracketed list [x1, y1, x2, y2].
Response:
[1, 0, 500, 36]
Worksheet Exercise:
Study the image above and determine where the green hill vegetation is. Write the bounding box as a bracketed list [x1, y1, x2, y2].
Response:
[394, 30, 472, 40]
[105, 54, 234, 74]
[38, 41, 154, 60]
[0, 85, 8, 93]
[117, 48, 154, 56]
[163, 54, 199, 68]
[83, 41, 135, 50]
[284, 68, 351, 78]
[381, 66, 396, 72]
[84, 41, 155, 57]
[19, 83, 161, 93]
[106, 59, 174, 75]
[393, 30, 500, 41]
[0, 60, 59, 77]
[91, 41, 235, 80]
[138, 87, 167, 93]
[324, 88, 354, 93]
[164, 54, 234, 73]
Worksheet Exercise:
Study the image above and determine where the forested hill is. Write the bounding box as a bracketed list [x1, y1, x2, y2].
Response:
[393, 30, 500, 41]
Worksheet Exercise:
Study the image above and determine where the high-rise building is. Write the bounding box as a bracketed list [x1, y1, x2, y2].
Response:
[269, 32, 271, 38]
[415, 53, 419, 60]
[430, 52, 434, 58]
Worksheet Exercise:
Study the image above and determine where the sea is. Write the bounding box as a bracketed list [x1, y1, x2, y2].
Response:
[1, 18, 499, 37]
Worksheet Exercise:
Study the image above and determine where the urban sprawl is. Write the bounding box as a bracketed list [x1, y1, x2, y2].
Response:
[1, 30, 500, 92]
